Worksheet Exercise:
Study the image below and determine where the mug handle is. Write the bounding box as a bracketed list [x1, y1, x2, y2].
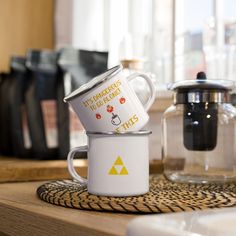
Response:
[67, 146, 88, 186]
[127, 73, 156, 111]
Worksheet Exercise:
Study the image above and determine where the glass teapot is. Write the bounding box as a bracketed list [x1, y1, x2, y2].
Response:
[162, 72, 236, 183]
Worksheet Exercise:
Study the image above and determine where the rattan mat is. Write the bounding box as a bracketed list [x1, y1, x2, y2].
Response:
[37, 175, 236, 213]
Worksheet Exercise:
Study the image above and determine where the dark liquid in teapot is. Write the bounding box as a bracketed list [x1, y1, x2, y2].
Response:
[183, 103, 218, 151]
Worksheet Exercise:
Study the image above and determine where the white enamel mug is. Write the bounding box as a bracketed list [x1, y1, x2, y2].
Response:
[64, 65, 156, 132]
[67, 130, 151, 196]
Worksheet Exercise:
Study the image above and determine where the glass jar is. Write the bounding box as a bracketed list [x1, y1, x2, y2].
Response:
[162, 72, 236, 183]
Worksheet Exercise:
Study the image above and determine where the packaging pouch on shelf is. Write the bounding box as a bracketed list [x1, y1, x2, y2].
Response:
[25, 49, 68, 160]
[8, 56, 32, 158]
[0, 72, 14, 156]
[58, 47, 108, 154]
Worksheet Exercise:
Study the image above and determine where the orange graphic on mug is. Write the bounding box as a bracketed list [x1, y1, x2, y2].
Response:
[107, 105, 114, 113]
[96, 113, 102, 119]
[119, 97, 126, 104]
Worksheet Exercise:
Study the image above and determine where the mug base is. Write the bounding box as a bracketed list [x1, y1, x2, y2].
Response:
[87, 188, 149, 197]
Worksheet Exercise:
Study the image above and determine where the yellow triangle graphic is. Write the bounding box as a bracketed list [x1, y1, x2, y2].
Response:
[108, 166, 118, 175]
[114, 156, 123, 165]
[120, 166, 128, 175]
[108, 156, 128, 175]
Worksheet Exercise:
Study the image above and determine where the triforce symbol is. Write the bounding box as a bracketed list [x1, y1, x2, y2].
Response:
[108, 156, 128, 175]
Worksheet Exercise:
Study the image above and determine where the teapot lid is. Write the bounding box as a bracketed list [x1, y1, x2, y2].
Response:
[169, 72, 235, 104]
[168, 72, 235, 92]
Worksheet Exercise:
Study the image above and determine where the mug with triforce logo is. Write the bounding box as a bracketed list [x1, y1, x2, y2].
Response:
[67, 130, 151, 196]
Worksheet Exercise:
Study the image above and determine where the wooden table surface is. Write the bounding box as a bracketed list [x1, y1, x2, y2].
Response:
[0, 156, 162, 236]
[0, 180, 142, 236]
[0, 159, 162, 236]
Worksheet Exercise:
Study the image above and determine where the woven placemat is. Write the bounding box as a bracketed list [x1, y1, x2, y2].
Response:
[37, 175, 236, 213]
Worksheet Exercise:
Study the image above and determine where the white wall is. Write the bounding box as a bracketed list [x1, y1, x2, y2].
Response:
[72, 0, 107, 51]
[55, 0, 73, 48]
[71, 0, 152, 67]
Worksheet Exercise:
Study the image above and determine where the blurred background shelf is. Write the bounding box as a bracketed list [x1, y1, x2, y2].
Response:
[0, 157, 87, 183]
[0, 156, 163, 183]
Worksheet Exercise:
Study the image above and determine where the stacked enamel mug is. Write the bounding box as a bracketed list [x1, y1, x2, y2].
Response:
[64, 65, 156, 197]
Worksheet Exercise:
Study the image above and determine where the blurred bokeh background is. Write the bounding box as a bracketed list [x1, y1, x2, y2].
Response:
[0, 0, 236, 161]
